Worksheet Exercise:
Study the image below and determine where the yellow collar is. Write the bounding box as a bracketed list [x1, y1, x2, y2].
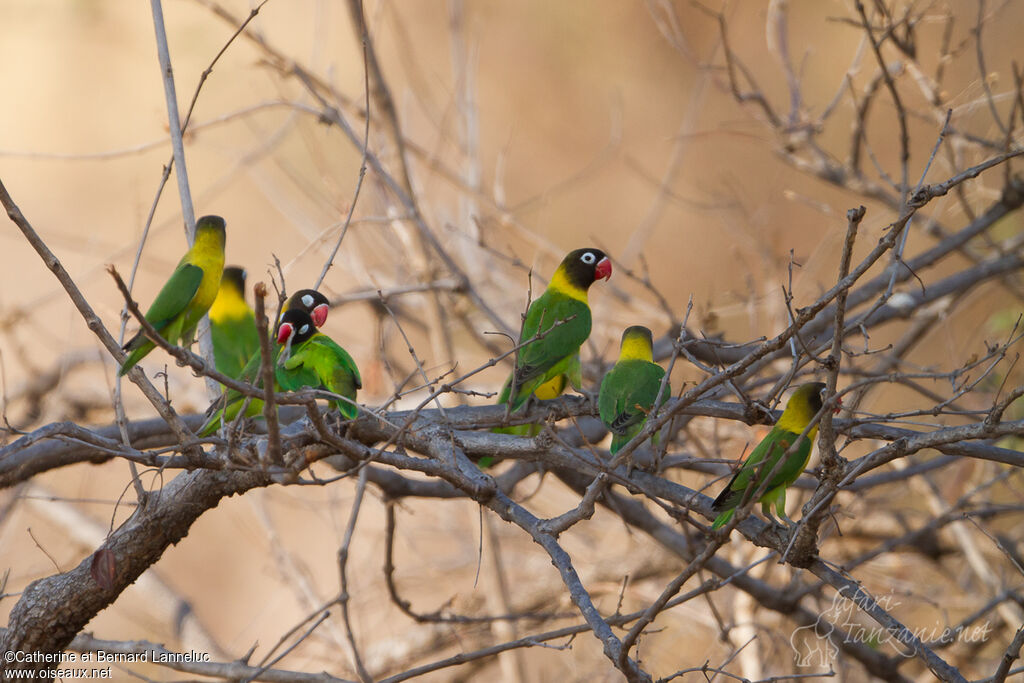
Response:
[547, 268, 588, 302]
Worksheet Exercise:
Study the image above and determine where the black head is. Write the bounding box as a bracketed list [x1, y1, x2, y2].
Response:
[558, 248, 612, 290]
[284, 289, 330, 327]
[277, 309, 319, 346]
[221, 267, 246, 295]
[621, 325, 653, 347]
[804, 381, 826, 415]
[195, 215, 226, 241]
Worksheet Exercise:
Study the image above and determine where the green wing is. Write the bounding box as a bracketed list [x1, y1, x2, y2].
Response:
[280, 334, 361, 419]
[500, 291, 591, 412]
[277, 337, 326, 393]
[119, 264, 204, 375]
[140, 263, 204, 339]
[710, 426, 811, 529]
[599, 360, 668, 454]
[315, 336, 362, 398]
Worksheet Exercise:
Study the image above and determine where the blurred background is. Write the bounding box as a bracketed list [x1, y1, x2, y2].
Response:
[2, 1, 1023, 680]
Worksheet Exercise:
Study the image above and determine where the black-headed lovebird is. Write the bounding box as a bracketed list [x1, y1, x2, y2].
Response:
[119, 215, 226, 376]
[220, 287, 331, 385]
[710, 382, 839, 530]
[198, 290, 334, 435]
[598, 326, 670, 454]
[497, 248, 612, 416]
[283, 289, 330, 330]
[210, 267, 259, 379]
[275, 308, 361, 419]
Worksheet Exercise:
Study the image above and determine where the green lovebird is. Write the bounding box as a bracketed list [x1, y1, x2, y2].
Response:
[119, 215, 226, 376]
[497, 248, 612, 419]
[275, 308, 362, 420]
[598, 326, 670, 454]
[221, 287, 331, 385]
[710, 382, 838, 530]
[198, 289, 333, 436]
[210, 267, 259, 379]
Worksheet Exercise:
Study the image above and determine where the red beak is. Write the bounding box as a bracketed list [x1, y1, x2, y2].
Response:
[595, 257, 612, 281]
[833, 396, 843, 415]
[276, 322, 294, 345]
[312, 303, 329, 328]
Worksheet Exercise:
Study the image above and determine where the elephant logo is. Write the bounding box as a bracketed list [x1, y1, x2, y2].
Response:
[790, 617, 839, 668]
[790, 590, 848, 667]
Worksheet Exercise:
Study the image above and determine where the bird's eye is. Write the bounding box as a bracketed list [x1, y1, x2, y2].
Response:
[299, 324, 310, 335]
[302, 294, 314, 308]
[580, 252, 596, 265]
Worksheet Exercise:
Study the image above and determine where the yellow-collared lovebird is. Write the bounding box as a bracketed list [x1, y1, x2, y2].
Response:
[497, 248, 612, 416]
[275, 308, 362, 419]
[119, 215, 226, 376]
[210, 267, 259, 379]
[598, 326, 670, 454]
[710, 382, 839, 530]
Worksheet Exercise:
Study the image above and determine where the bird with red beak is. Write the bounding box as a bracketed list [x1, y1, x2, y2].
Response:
[495, 247, 612, 416]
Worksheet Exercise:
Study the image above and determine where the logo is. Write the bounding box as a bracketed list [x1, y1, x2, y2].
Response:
[790, 586, 991, 667]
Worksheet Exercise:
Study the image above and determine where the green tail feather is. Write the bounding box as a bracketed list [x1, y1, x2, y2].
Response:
[493, 422, 542, 437]
[710, 508, 734, 530]
[609, 427, 660, 455]
[118, 339, 155, 376]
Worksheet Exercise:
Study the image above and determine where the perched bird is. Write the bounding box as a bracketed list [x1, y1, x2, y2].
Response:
[275, 308, 362, 419]
[223, 287, 331, 384]
[599, 326, 670, 454]
[198, 290, 334, 435]
[119, 215, 226, 376]
[209, 267, 259, 379]
[710, 382, 837, 530]
[497, 248, 612, 416]
[283, 289, 330, 329]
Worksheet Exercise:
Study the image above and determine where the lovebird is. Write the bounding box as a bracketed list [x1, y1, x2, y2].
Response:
[275, 308, 362, 420]
[210, 267, 259, 379]
[710, 382, 838, 530]
[119, 215, 226, 376]
[497, 248, 612, 416]
[283, 289, 330, 330]
[598, 326, 670, 454]
[198, 289, 333, 435]
[221, 287, 331, 383]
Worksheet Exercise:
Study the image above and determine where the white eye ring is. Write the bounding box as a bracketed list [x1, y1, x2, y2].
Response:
[301, 294, 315, 308]
[299, 324, 310, 335]
[581, 252, 596, 265]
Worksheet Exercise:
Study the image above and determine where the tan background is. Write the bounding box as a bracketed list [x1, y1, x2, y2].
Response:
[1, 1, 1021, 680]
